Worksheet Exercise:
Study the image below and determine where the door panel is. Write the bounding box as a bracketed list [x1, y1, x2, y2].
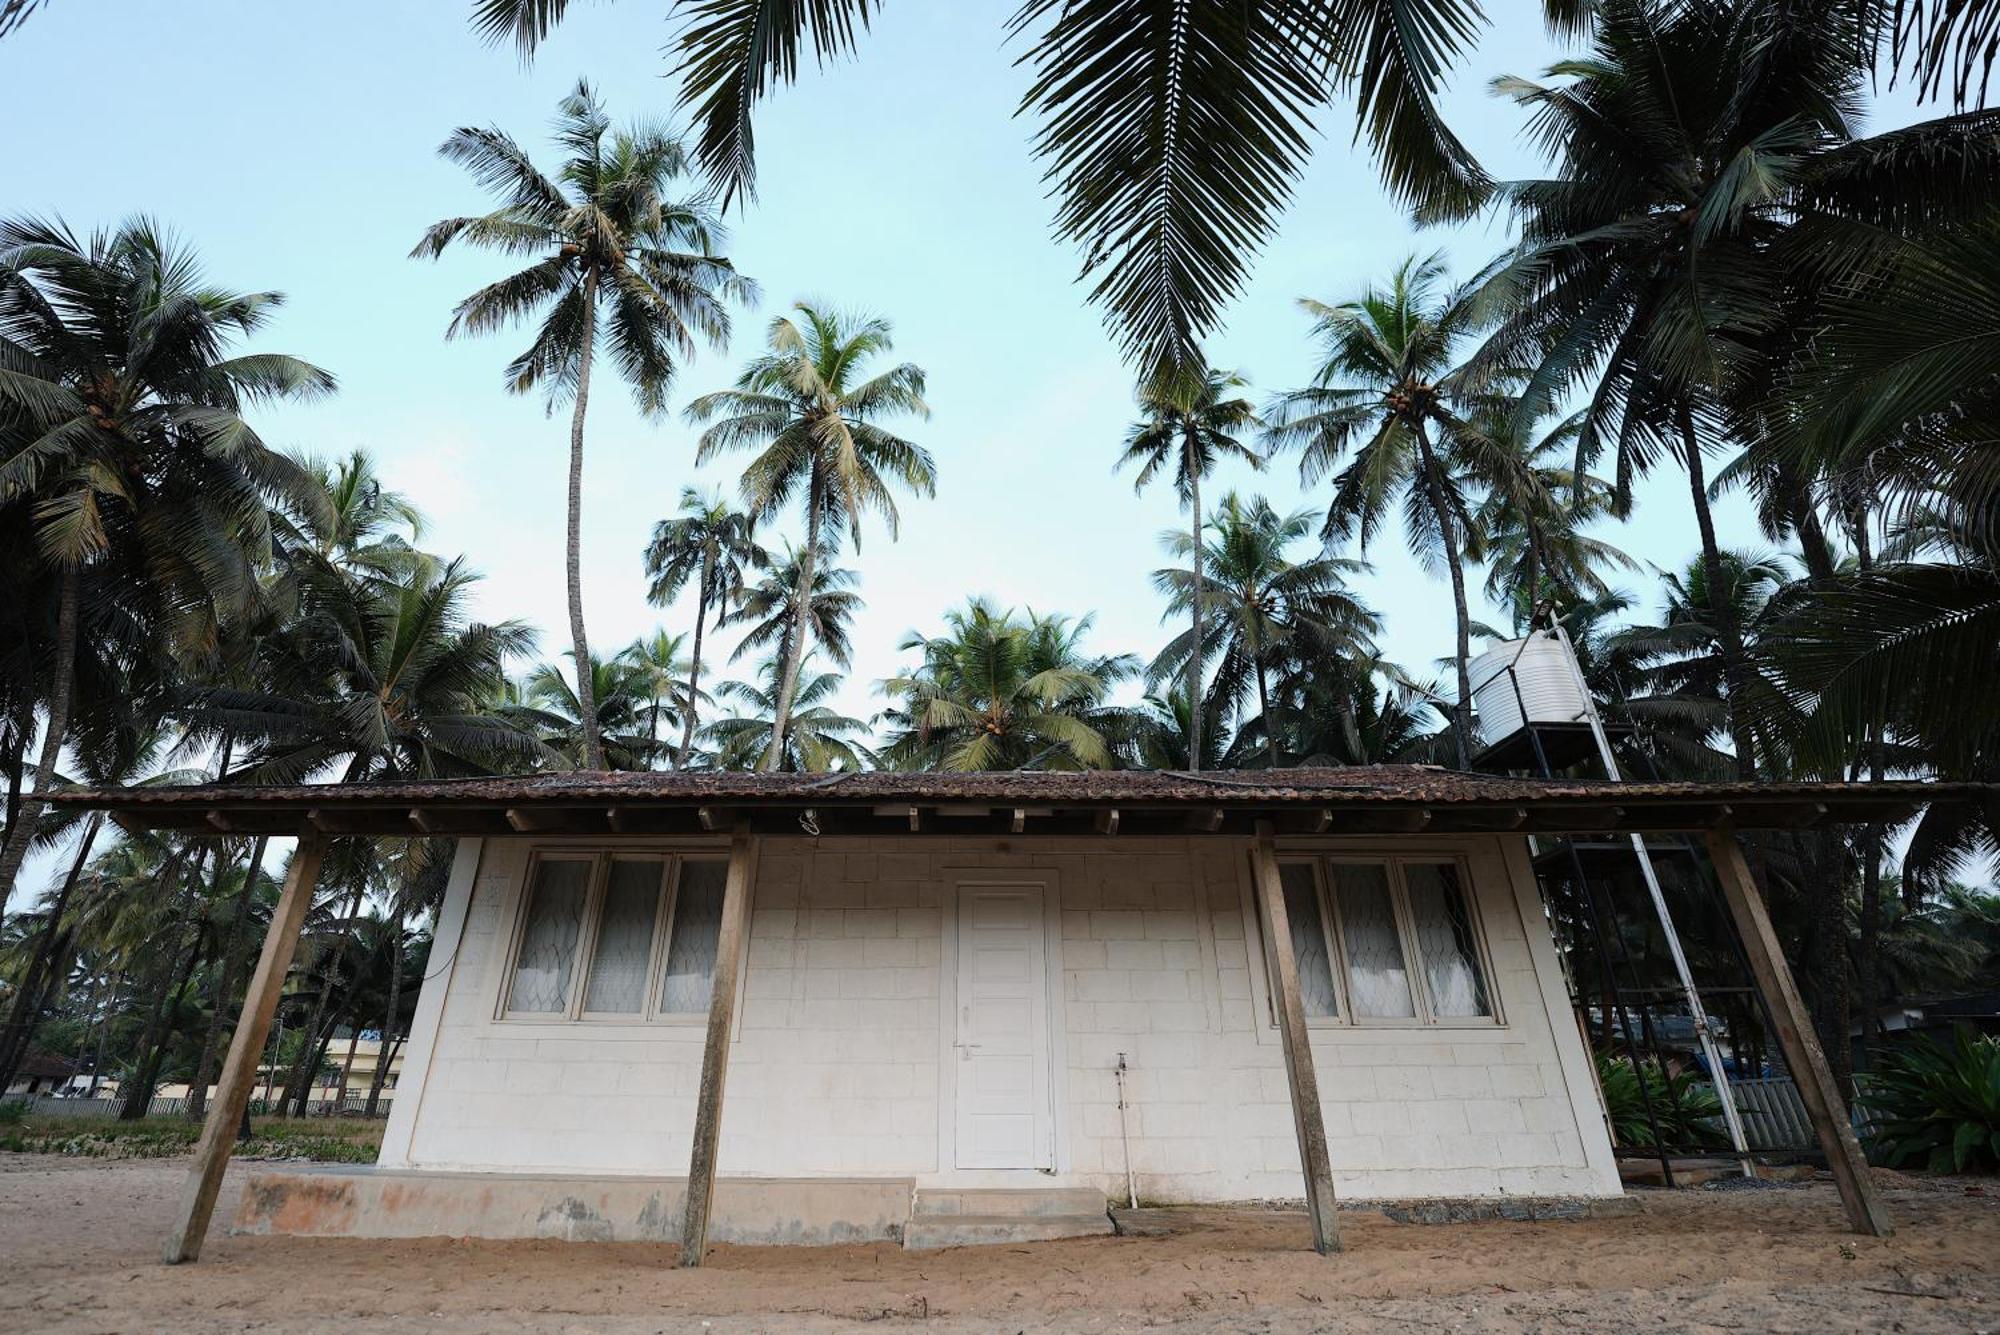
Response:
[953, 885, 1053, 1169]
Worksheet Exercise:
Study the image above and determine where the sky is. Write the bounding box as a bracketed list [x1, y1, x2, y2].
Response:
[0, 2, 1950, 905]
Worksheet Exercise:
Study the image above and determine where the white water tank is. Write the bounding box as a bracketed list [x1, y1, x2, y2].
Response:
[1468, 632, 1592, 749]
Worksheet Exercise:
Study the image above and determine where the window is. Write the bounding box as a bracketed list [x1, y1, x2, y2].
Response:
[501, 853, 730, 1021]
[1271, 856, 1498, 1027]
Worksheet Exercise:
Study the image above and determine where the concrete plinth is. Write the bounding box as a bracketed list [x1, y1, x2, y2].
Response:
[232, 1166, 915, 1246]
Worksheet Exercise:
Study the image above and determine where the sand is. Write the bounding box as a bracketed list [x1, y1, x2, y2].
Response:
[3, 1154, 1997, 1332]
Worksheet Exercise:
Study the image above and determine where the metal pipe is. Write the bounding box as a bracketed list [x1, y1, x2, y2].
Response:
[1549, 624, 1756, 1177]
[1114, 1052, 1137, 1210]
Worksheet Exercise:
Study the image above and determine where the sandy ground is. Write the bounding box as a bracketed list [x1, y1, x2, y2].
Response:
[3, 1155, 1998, 1333]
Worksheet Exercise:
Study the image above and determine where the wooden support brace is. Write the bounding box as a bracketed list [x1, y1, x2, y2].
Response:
[1249, 823, 1341, 1253]
[163, 833, 327, 1263]
[1094, 808, 1121, 836]
[1703, 829, 1892, 1237]
[678, 830, 758, 1267]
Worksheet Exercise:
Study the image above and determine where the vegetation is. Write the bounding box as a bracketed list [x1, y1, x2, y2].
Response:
[1594, 1053, 1730, 1151]
[1861, 1029, 2000, 1173]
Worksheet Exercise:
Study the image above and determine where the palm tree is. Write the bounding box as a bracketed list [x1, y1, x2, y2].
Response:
[687, 303, 933, 769]
[476, 0, 1499, 374]
[725, 544, 864, 678]
[1116, 362, 1261, 770]
[512, 654, 660, 771]
[621, 630, 696, 768]
[1264, 254, 1516, 767]
[413, 81, 752, 770]
[1471, 410, 1636, 631]
[1151, 493, 1380, 770]
[705, 657, 870, 773]
[643, 488, 765, 768]
[878, 599, 1140, 771]
[0, 216, 335, 909]
[189, 558, 549, 785]
[290, 449, 431, 579]
[1478, 0, 2000, 778]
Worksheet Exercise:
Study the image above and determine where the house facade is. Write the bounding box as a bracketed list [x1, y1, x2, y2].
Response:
[376, 830, 1615, 1204]
[55, 765, 1931, 1259]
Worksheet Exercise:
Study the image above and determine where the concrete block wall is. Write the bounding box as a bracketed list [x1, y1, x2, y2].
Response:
[389, 833, 1618, 1202]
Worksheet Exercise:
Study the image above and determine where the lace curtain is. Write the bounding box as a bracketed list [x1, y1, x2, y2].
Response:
[506, 859, 590, 1013]
[582, 859, 665, 1013]
[661, 860, 727, 1013]
[1404, 862, 1490, 1018]
[1279, 863, 1339, 1017]
[1330, 863, 1416, 1018]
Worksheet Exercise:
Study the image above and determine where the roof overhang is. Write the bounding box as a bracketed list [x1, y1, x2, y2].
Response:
[46, 769, 1990, 842]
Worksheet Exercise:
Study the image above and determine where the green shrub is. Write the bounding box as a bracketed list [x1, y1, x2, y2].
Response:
[1595, 1052, 1728, 1150]
[0, 1100, 28, 1127]
[1860, 1028, 2000, 1174]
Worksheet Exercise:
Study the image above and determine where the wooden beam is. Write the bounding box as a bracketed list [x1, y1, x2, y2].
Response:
[678, 830, 758, 1267]
[163, 832, 327, 1263]
[504, 808, 536, 833]
[1703, 829, 1892, 1237]
[1250, 822, 1341, 1254]
[1189, 807, 1226, 833]
[1093, 808, 1121, 836]
[1011, 808, 1026, 835]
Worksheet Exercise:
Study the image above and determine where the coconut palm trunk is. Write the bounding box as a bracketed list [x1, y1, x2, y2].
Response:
[0, 810, 100, 1091]
[86, 969, 121, 1097]
[1417, 435, 1475, 769]
[0, 566, 79, 910]
[120, 855, 212, 1121]
[1185, 427, 1206, 770]
[365, 915, 404, 1117]
[566, 270, 606, 771]
[1255, 654, 1282, 770]
[283, 882, 367, 1115]
[677, 581, 711, 770]
[1677, 409, 1758, 780]
[186, 834, 270, 1119]
[761, 501, 822, 772]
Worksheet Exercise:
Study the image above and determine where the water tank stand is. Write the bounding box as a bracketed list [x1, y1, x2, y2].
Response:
[1547, 623, 1756, 1179]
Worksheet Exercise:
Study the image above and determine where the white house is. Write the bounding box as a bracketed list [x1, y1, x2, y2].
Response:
[58, 766, 1933, 1260]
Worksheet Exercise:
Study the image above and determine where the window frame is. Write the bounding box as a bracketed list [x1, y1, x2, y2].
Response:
[1276, 852, 1503, 1030]
[495, 848, 727, 1026]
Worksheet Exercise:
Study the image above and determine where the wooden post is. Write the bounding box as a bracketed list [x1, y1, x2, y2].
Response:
[1250, 823, 1341, 1253]
[678, 831, 757, 1267]
[163, 832, 327, 1264]
[1703, 829, 1892, 1237]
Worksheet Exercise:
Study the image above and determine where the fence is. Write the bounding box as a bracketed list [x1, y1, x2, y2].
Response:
[6, 1092, 393, 1121]
[1727, 1076, 1881, 1152]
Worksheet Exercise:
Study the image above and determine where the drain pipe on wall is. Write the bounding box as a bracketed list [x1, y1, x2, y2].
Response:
[1115, 1053, 1138, 1209]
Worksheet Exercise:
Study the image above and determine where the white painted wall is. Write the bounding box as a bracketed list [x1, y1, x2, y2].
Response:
[386, 833, 1619, 1202]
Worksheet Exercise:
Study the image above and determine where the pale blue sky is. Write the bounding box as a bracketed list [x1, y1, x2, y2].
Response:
[2, 3, 1940, 902]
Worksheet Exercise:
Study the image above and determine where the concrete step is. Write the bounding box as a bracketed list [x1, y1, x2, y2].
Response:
[902, 1212, 1115, 1250]
[912, 1187, 1108, 1219]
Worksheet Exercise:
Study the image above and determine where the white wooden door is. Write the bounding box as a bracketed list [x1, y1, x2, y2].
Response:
[953, 884, 1053, 1169]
